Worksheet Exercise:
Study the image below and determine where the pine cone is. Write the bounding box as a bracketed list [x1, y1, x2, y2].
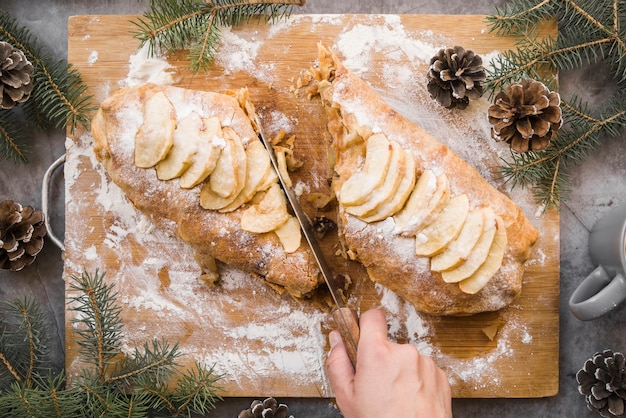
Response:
[238, 397, 294, 418]
[426, 46, 486, 109]
[0, 200, 47, 271]
[0, 41, 34, 110]
[577, 349, 626, 418]
[488, 79, 562, 153]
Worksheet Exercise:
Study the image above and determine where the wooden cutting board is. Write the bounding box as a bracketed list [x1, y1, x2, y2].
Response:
[65, 14, 559, 398]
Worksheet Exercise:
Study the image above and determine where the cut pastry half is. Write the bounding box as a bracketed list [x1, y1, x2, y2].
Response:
[313, 43, 538, 315]
[92, 83, 320, 298]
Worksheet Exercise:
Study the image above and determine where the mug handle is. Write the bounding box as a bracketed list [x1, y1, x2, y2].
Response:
[569, 265, 626, 320]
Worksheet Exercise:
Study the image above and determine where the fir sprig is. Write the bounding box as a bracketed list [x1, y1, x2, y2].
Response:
[0, 270, 224, 417]
[0, 10, 96, 162]
[132, 0, 306, 72]
[0, 297, 48, 391]
[0, 110, 29, 162]
[69, 270, 124, 379]
[486, 0, 626, 206]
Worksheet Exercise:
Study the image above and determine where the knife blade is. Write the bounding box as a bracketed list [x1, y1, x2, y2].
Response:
[253, 115, 360, 368]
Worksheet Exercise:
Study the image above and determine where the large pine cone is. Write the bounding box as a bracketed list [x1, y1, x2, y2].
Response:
[577, 349, 626, 417]
[426, 45, 486, 109]
[238, 397, 293, 418]
[0, 200, 46, 271]
[488, 79, 562, 153]
[0, 41, 34, 109]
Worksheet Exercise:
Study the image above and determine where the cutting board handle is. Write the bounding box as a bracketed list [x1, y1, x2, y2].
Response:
[42, 153, 66, 252]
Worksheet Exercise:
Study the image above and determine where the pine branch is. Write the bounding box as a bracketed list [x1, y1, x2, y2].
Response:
[171, 362, 223, 418]
[485, 29, 559, 94]
[0, 110, 29, 162]
[0, 297, 48, 392]
[68, 270, 124, 380]
[107, 339, 181, 386]
[487, 0, 556, 35]
[10, 298, 46, 388]
[1, 270, 224, 416]
[486, 0, 626, 206]
[132, 0, 305, 72]
[0, 10, 96, 162]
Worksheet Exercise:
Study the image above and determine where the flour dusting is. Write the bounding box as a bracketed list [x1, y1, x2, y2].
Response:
[65, 14, 553, 398]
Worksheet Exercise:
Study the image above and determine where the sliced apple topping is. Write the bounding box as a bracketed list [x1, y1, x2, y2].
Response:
[393, 169, 437, 232]
[274, 215, 302, 253]
[134, 91, 176, 168]
[179, 116, 224, 189]
[156, 111, 201, 180]
[431, 207, 486, 271]
[344, 140, 405, 218]
[207, 126, 246, 198]
[440, 206, 498, 284]
[199, 127, 247, 209]
[339, 133, 393, 207]
[459, 215, 508, 294]
[400, 172, 451, 237]
[414, 193, 469, 257]
[215, 139, 272, 212]
[362, 149, 416, 223]
[241, 183, 290, 234]
[333, 129, 509, 293]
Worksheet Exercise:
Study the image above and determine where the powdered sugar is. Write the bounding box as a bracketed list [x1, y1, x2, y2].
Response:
[65, 13, 556, 398]
[123, 43, 180, 87]
[216, 26, 264, 77]
[336, 15, 443, 75]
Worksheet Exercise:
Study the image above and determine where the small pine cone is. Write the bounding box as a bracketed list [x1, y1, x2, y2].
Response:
[0, 200, 47, 271]
[488, 79, 562, 153]
[426, 45, 486, 109]
[238, 397, 294, 418]
[0, 41, 34, 109]
[577, 349, 626, 418]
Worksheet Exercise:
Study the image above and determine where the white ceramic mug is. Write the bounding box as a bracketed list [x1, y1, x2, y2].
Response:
[569, 201, 626, 320]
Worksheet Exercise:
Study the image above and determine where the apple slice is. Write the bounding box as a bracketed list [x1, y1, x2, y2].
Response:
[393, 169, 437, 232]
[339, 133, 392, 207]
[362, 149, 416, 223]
[156, 111, 202, 180]
[274, 215, 302, 253]
[206, 126, 246, 199]
[134, 91, 176, 168]
[431, 207, 486, 271]
[414, 193, 469, 257]
[400, 173, 451, 236]
[240, 183, 290, 233]
[217, 139, 272, 212]
[256, 168, 279, 193]
[459, 215, 508, 294]
[345, 140, 405, 218]
[440, 207, 498, 283]
[179, 116, 224, 189]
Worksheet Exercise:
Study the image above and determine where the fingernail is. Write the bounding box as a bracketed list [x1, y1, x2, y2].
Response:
[329, 330, 341, 348]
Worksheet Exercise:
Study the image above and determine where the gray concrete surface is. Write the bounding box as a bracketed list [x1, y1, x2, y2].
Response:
[1, 0, 625, 416]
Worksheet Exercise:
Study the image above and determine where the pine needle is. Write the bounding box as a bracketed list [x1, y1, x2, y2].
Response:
[0, 10, 96, 162]
[132, 0, 306, 72]
[486, 0, 626, 207]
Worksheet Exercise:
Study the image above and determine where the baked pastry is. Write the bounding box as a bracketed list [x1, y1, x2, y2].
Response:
[312, 43, 539, 315]
[92, 83, 321, 298]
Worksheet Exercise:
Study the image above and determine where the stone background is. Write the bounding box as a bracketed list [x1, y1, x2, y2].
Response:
[1, 1, 625, 416]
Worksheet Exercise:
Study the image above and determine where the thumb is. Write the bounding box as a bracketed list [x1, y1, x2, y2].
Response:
[326, 330, 355, 398]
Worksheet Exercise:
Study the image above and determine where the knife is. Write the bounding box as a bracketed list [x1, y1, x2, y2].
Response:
[253, 115, 360, 368]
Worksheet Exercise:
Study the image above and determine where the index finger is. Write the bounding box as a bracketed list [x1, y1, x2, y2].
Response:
[356, 308, 389, 346]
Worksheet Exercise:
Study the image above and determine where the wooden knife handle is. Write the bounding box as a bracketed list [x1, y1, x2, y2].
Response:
[332, 307, 360, 369]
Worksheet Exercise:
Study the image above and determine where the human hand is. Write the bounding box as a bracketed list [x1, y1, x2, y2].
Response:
[326, 308, 452, 418]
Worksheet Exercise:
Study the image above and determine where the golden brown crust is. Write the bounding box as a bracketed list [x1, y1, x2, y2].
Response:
[92, 83, 321, 297]
[319, 46, 539, 315]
